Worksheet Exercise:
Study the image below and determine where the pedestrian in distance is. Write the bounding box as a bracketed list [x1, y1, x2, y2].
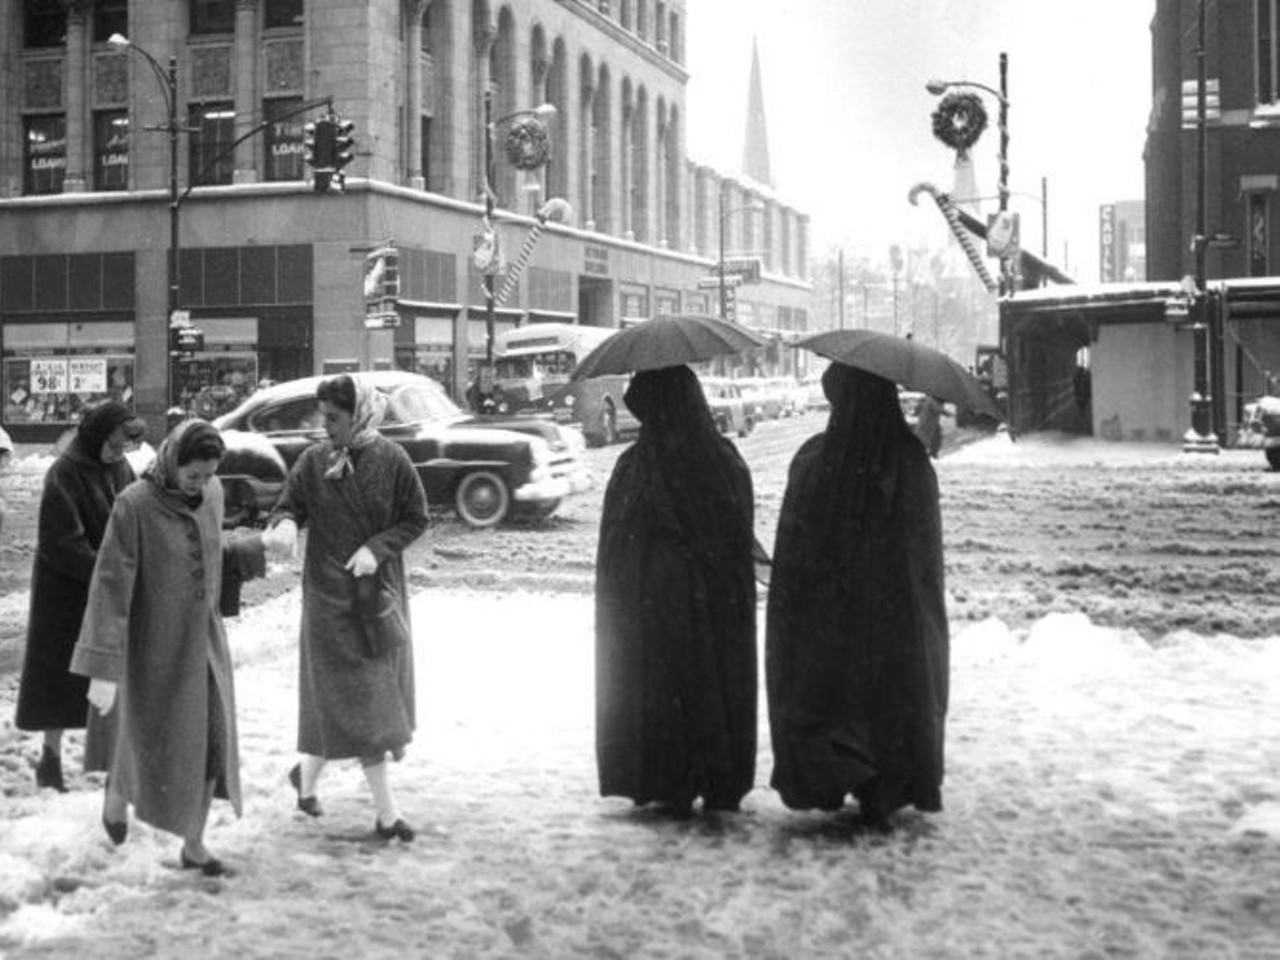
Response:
[0, 425, 13, 537]
[70, 419, 292, 875]
[595, 364, 758, 817]
[268, 374, 428, 842]
[15, 400, 144, 793]
[766, 364, 949, 828]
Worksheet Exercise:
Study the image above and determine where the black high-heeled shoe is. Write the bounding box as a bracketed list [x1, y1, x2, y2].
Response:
[102, 816, 127, 846]
[374, 818, 415, 842]
[179, 849, 227, 877]
[287, 764, 323, 818]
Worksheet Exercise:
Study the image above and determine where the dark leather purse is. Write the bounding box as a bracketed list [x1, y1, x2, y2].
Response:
[352, 573, 411, 659]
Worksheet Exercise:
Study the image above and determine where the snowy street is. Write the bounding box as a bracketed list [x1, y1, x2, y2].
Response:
[0, 427, 1278, 958]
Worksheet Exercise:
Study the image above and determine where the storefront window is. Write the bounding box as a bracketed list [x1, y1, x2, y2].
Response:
[24, 115, 66, 196]
[181, 351, 259, 420]
[3, 320, 135, 426]
[619, 284, 649, 321]
[264, 98, 305, 182]
[94, 110, 130, 191]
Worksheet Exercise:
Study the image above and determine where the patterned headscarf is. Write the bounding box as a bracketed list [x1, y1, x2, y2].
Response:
[323, 377, 387, 480]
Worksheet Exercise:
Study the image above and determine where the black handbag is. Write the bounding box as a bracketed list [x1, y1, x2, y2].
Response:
[352, 573, 411, 659]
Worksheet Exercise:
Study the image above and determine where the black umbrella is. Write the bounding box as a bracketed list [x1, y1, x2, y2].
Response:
[797, 329, 1003, 419]
[571, 314, 764, 380]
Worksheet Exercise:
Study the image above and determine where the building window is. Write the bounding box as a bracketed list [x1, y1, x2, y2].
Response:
[1249, 193, 1270, 275]
[190, 0, 234, 34]
[189, 103, 235, 185]
[93, 0, 129, 44]
[24, 0, 66, 48]
[1260, 0, 1277, 103]
[265, 0, 304, 29]
[421, 116, 432, 186]
[620, 0, 631, 30]
[24, 115, 66, 195]
[636, 0, 647, 40]
[94, 110, 130, 191]
[264, 98, 304, 181]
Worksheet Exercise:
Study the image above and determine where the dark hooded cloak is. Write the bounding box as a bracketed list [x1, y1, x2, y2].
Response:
[595, 365, 757, 811]
[16, 401, 139, 731]
[766, 365, 949, 817]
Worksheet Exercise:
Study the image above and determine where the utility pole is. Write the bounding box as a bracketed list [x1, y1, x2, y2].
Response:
[837, 248, 846, 330]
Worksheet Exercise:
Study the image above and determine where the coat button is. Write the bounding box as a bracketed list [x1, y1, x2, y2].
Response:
[193, 568, 205, 579]
[195, 589, 205, 599]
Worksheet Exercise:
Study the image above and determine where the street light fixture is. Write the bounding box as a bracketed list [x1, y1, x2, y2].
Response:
[478, 92, 556, 397]
[927, 52, 1012, 290]
[109, 32, 185, 416]
[716, 183, 765, 323]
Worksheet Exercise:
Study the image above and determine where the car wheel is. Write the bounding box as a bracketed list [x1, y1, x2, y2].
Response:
[455, 470, 510, 528]
[1267, 447, 1280, 470]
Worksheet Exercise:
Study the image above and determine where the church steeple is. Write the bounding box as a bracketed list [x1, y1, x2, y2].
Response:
[742, 36, 773, 187]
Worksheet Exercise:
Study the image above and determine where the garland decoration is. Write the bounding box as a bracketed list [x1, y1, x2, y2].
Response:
[931, 92, 988, 155]
[504, 117, 552, 171]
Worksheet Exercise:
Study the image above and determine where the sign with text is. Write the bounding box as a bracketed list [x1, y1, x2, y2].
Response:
[719, 257, 761, 284]
[696, 274, 743, 290]
[69, 358, 107, 394]
[31, 358, 68, 394]
[584, 244, 610, 276]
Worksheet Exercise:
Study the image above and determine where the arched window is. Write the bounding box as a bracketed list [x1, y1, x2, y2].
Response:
[546, 38, 569, 203]
[592, 64, 612, 233]
[632, 87, 649, 242]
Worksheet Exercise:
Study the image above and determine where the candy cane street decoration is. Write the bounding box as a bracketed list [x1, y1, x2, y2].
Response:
[494, 198, 573, 307]
[908, 182, 999, 294]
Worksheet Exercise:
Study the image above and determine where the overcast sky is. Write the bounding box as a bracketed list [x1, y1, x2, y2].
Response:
[685, 0, 1155, 281]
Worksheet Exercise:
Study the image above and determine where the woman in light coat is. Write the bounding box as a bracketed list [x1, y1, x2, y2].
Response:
[71, 420, 284, 875]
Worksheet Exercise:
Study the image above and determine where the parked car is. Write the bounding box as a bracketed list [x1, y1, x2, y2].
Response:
[700, 376, 756, 438]
[738, 377, 786, 420]
[1238, 395, 1280, 469]
[212, 370, 593, 528]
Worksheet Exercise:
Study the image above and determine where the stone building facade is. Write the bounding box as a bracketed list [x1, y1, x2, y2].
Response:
[0, 0, 811, 438]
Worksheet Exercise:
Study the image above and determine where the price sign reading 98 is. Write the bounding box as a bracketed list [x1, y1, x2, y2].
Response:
[31, 358, 69, 394]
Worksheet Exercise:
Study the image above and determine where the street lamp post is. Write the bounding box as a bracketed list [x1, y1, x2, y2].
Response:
[479, 91, 556, 393]
[927, 52, 1013, 291]
[110, 34, 182, 415]
[1184, 0, 1219, 453]
[716, 183, 764, 322]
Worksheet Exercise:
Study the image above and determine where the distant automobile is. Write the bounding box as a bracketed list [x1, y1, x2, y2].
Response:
[700, 377, 755, 438]
[738, 377, 786, 420]
[1238, 395, 1280, 469]
[212, 370, 592, 528]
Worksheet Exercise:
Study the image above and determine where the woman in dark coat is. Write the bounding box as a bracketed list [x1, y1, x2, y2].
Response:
[595, 364, 757, 815]
[71, 420, 273, 875]
[15, 400, 142, 792]
[270, 375, 428, 842]
[766, 364, 949, 825]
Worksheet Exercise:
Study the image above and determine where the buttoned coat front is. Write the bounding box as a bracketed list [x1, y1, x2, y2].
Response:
[71, 475, 261, 838]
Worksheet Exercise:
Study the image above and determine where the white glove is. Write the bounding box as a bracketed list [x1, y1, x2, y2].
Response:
[88, 678, 118, 716]
[345, 545, 378, 578]
[263, 519, 298, 560]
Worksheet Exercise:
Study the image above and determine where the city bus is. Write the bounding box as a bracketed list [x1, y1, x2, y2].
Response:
[492, 322, 638, 446]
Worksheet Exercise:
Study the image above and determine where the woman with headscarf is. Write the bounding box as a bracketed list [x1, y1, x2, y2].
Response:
[766, 364, 949, 826]
[269, 374, 428, 842]
[595, 364, 758, 816]
[16, 400, 143, 794]
[71, 419, 280, 875]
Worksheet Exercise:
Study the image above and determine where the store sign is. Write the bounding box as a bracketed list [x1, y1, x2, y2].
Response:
[31, 358, 68, 393]
[1099, 204, 1116, 282]
[364, 243, 401, 329]
[69, 358, 107, 394]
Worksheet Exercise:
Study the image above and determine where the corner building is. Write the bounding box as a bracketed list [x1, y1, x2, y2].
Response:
[0, 0, 812, 439]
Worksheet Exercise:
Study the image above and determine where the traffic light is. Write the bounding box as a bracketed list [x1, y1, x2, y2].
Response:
[304, 118, 336, 193]
[332, 118, 355, 187]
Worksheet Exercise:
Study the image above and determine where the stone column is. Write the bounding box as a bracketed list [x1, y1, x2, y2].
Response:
[233, 0, 258, 184]
[407, 0, 429, 189]
[579, 71, 595, 230]
[63, 2, 89, 192]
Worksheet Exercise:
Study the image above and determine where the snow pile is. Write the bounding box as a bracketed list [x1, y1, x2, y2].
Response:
[0, 589, 1276, 957]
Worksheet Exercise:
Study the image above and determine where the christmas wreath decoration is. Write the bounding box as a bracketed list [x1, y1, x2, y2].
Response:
[931, 91, 988, 155]
[504, 117, 552, 171]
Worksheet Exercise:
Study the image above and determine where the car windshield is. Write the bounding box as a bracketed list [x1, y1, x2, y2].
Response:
[385, 381, 463, 423]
